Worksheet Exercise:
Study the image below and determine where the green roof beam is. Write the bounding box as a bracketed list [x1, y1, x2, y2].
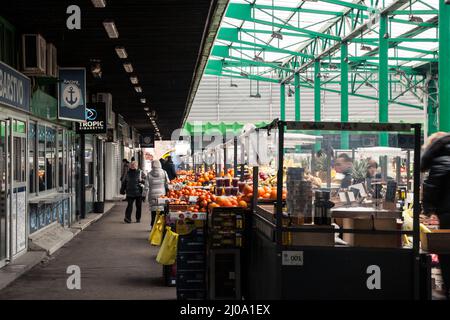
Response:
[391, 9, 438, 15]
[217, 28, 314, 59]
[389, 18, 437, 28]
[252, 4, 343, 16]
[389, 38, 438, 42]
[226, 3, 341, 41]
[319, 0, 369, 11]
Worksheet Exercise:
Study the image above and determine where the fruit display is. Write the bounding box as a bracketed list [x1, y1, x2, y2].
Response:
[162, 184, 250, 212]
[196, 171, 216, 185]
[238, 182, 287, 202]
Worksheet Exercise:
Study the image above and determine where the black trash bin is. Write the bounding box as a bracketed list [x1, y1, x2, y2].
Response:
[93, 201, 105, 213]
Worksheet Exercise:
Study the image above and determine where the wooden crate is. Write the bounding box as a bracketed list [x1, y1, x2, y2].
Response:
[422, 230, 450, 254]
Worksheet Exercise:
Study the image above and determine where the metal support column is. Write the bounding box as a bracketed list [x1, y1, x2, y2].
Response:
[379, 14, 389, 146]
[340, 42, 349, 149]
[233, 136, 238, 178]
[314, 60, 321, 122]
[439, 0, 450, 132]
[294, 73, 300, 121]
[280, 83, 286, 121]
[427, 77, 438, 136]
[314, 60, 322, 151]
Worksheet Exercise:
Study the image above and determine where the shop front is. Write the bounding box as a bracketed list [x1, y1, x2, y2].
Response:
[75, 102, 107, 216]
[28, 119, 76, 235]
[0, 60, 31, 266]
[0, 59, 81, 268]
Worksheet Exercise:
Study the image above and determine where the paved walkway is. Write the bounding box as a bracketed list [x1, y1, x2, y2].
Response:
[0, 202, 176, 300]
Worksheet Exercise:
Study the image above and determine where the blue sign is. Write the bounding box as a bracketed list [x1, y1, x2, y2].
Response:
[0, 61, 31, 112]
[58, 68, 86, 121]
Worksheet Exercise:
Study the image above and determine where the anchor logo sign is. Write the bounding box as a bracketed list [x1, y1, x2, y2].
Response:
[62, 84, 81, 109]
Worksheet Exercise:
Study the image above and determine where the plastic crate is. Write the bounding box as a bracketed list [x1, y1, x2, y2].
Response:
[177, 251, 206, 271]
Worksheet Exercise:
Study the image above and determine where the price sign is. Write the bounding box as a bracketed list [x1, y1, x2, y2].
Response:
[282, 251, 304, 266]
[188, 196, 198, 204]
[158, 198, 168, 205]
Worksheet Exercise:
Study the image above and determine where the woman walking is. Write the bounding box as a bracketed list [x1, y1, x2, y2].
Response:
[123, 161, 146, 223]
[146, 160, 170, 227]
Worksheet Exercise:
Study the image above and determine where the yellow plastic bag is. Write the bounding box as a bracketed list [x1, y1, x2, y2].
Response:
[156, 227, 179, 265]
[148, 212, 165, 246]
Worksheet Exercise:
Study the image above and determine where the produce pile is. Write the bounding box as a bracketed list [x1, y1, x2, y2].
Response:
[239, 183, 287, 201]
[162, 186, 249, 211]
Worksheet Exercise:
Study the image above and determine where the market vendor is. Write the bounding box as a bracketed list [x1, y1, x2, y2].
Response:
[366, 159, 382, 196]
[334, 153, 353, 189]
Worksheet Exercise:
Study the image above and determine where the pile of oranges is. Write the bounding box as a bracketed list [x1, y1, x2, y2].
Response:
[196, 171, 216, 184]
[240, 183, 287, 201]
[162, 185, 249, 211]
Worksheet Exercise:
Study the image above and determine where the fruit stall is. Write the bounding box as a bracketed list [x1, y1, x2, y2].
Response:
[244, 119, 433, 300]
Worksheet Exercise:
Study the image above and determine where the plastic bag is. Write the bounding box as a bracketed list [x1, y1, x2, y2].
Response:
[156, 226, 179, 265]
[148, 213, 165, 246]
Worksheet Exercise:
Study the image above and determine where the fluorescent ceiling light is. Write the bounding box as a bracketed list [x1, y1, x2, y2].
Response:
[115, 46, 127, 59]
[130, 76, 138, 84]
[123, 63, 133, 73]
[140, 98, 146, 104]
[103, 20, 119, 38]
[134, 86, 142, 93]
[91, 0, 106, 7]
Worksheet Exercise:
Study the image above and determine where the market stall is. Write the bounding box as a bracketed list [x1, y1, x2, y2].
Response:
[245, 120, 427, 300]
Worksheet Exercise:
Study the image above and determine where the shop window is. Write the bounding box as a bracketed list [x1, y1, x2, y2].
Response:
[29, 122, 36, 193]
[58, 129, 64, 189]
[45, 127, 56, 190]
[38, 125, 46, 191]
[85, 135, 94, 186]
[13, 137, 25, 183]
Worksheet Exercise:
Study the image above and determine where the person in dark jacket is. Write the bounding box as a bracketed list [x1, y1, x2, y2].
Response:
[366, 159, 382, 197]
[421, 132, 450, 300]
[162, 156, 177, 181]
[123, 161, 146, 223]
[335, 153, 353, 189]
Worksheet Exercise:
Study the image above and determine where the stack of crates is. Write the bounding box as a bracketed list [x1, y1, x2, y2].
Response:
[207, 207, 249, 300]
[176, 220, 207, 300]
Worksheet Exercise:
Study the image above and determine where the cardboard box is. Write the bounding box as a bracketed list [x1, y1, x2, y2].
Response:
[342, 217, 401, 248]
[422, 230, 450, 254]
[285, 225, 334, 247]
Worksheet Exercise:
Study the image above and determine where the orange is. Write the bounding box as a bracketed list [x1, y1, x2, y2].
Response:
[238, 200, 247, 208]
[270, 190, 277, 200]
[257, 187, 265, 197]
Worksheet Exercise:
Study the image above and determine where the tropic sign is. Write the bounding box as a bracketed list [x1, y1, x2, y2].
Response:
[76, 102, 107, 134]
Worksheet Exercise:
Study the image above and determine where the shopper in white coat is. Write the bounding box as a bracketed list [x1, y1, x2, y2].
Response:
[145, 160, 170, 227]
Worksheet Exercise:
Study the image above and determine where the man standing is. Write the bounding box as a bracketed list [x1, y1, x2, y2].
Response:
[120, 159, 129, 182]
[334, 153, 353, 189]
[421, 132, 450, 300]
[123, 161, 146, 223]
[162, 156, 177, 181]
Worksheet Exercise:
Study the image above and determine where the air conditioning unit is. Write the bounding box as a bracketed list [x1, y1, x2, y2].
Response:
[46, 43, 57, 77]
[22, 34, 47, 75]
[96, 93, 113, 126]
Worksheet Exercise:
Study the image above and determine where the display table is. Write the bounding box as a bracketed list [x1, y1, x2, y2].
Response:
[331, 207, 402, 219]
